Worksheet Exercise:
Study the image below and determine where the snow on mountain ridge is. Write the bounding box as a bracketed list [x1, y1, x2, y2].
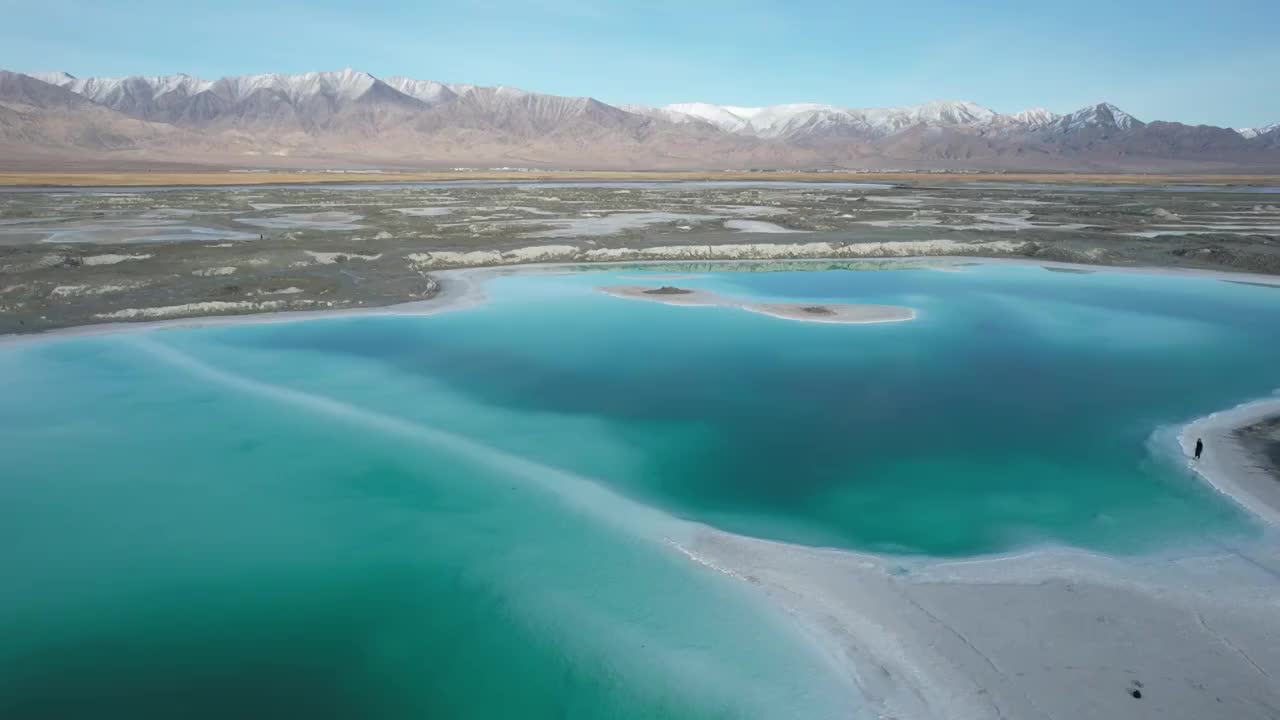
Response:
[645, 99, 1057, 138]
[1235, 122, 1279, 139]
[1009, 107, 1059, 127]
[385, 76, 457, 104]
[209, 69, 377, 104]
[640, 98, 1165, 139]
[744, 104, 843, 137]
[1054, 103, 1142, 132]
[895, 99, 996, 125]
[37, 72, 214, 102]
[31, 69, 386, 106]
[663, 103, 758, 133]
[29, 71, 77, 88]
[150, 74, 214, 97]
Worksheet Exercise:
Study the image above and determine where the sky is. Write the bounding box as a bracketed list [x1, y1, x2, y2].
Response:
[2, 0, 1278, 128]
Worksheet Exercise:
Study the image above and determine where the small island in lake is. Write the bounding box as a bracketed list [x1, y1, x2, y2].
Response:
[598, 285, 916, 324]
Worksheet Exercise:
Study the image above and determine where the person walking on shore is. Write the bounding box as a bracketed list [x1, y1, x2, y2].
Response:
[1194, 438, 1204, 460]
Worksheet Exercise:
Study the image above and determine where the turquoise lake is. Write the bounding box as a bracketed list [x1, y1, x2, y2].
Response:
[2, 263, 1279, 719]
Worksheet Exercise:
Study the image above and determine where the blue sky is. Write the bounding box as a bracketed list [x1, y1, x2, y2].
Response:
[3, 0, 1278, 127]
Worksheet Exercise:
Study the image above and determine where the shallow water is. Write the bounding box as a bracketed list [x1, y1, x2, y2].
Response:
[3, 264, 1280, 718]
[235, 211, 366, 230]
[0, 218, 259, 244]
[723, 219, 807, 233]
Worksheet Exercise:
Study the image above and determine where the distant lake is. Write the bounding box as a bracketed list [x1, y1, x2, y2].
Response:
[3, 263, 1277, 719]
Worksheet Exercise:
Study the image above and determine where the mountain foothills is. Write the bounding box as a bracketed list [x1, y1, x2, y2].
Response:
[2, 68, 1278, 171]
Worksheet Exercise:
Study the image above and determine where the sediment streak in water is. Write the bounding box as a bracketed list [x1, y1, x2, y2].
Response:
[129, 335, 686, 543]
[126, 334, 866, 718]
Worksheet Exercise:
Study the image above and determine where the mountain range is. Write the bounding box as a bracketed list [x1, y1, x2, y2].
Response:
[2, 67, 1278, 172]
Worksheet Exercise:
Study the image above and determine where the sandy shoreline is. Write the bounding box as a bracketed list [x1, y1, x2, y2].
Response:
[1180, 395, 1280, 527]
[679, 392, 1280, 719]
[0, 266, 495, 348]
[670, 387, 1280, 719]
[685, 525, 1280, 720]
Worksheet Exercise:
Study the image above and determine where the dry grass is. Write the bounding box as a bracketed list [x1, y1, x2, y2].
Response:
[1, 170, 1278, 188]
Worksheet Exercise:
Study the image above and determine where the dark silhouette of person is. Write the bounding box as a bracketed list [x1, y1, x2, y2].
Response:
[1194, 438, 1204, 460]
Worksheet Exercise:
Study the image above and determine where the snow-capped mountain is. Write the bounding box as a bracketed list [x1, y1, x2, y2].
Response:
[630, 100, 1000, 137]
[28, 71, 77, 88]
[666, 103, 778, 133]
[35, 71, 211, 105]
[878, 100, 998, 128]
[2, 67, 1277, 171]
[627, 100, 1074, 142]
[384, 77, 461, 105]
[39, 69, 386, 107]
[1236, 122, 1279, 140]
[1050, 103, 1142, 132]
[1007, 107, 1059, 127]
[22, 69, 419, 129]
[208, 69, 377, 105]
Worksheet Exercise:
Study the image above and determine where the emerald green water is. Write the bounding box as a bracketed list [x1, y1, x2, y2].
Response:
[2, 264, 1278, 718]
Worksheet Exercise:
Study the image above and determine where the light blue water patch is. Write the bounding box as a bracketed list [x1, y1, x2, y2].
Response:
[0, 333, 857, 720]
